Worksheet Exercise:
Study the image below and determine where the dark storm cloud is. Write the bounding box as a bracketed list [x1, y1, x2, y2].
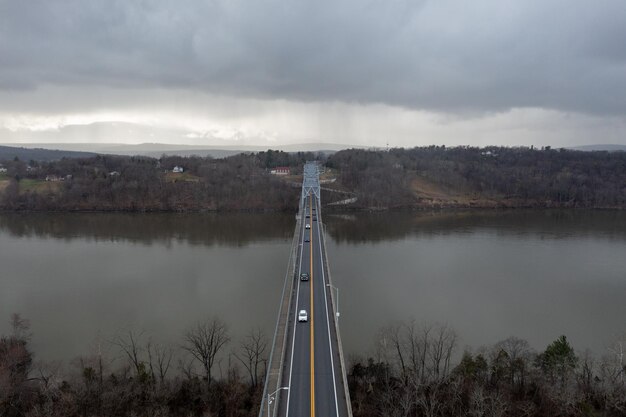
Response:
[1, 0, 625, 115]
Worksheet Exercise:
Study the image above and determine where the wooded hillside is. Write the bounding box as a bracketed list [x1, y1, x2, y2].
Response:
[1, 147, 625, 211]
[326, 147, 626, 209]
[0, 151, 311, 211]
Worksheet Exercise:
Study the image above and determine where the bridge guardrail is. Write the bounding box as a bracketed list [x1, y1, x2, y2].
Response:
[258, 211, 302, 417]
[320, 213, 354, 417]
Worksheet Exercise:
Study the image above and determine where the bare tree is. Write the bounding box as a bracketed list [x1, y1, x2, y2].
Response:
[468, 386, 508, 417]
[111, 330, 145, 378]
[147, 342, 174, 384]
[378, 377, 413, 417]
[0, 314, 34, 416]
[32, 360, 64, 414]
[234, 327, 267, 388]
[178, 357, 196, 380]
[183, 318, 230, 385]
[607, 333, 625, 386]
[429, 324, 457, 381]
[414, 381, 444, 417]
[378, 321, 456, 385]
[377, 323, 409, 384]
[577, 349, 596, 393]
[406, 321, 432, 386]
[493, 336, 532, 388]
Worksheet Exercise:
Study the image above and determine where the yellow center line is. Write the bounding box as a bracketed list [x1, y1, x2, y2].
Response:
[309, 197, 315, 417]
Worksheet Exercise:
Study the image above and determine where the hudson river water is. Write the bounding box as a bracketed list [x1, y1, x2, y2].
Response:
[1, 210, 625, 364]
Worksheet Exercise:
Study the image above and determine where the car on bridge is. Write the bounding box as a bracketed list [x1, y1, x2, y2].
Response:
[300, 272, 309, 281]
[305, 223, 311, 229]
[304, 236, 310, 242]
[298, 310, 308, 322]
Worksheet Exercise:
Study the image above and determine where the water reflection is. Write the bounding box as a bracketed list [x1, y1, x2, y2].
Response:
[325, 210, 626, 243]
[0, 212, 296, 364]
[0, 212, 295, 246]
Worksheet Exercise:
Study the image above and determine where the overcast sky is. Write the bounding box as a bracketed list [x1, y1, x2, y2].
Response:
[1, 0, 625, 148]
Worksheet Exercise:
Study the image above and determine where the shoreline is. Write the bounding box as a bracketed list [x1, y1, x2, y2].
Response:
[1, 203, 624, 214]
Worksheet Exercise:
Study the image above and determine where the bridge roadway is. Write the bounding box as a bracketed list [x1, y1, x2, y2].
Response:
[266, 193, 351, 417]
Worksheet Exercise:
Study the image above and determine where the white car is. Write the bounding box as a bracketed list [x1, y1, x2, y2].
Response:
[298, 310, 308, 322]
[305, 224, 311, 229]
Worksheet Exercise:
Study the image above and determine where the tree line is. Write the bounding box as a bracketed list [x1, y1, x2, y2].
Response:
[348, 321, 625, 417]
[0, 314, 267, 417]
[2, 146, 626, 211]
[3, 315, 624, 416]
[0, 151, 314, 211]
[326, 147, 626, 209]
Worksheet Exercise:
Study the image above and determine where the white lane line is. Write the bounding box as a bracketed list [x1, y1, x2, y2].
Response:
[315, 200, 340, 417]
[285, 201, 306, 417]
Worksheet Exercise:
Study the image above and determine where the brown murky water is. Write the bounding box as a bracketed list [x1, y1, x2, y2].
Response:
[1, 210, 624, 363]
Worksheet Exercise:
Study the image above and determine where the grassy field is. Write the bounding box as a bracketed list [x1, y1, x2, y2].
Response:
[165, 172, 201, 183]
[19, 178, 62, 194]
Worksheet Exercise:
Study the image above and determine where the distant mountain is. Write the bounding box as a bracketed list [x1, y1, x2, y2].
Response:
[0, 145, 97, 162]
[2, 142, 358, 158]
[1, 120, 364, 155]
[569, 144, 626, 152]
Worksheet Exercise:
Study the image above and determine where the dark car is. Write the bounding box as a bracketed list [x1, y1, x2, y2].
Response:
[304, 236, 310, 242]
[300, 272, 309, 281]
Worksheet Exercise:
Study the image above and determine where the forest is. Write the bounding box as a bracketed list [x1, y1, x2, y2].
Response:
[1, 147, 625, 211]
[1, 314, 265, 417]
[348, 321, 625, 417]
[2, 315, 624, 417]
[0, 151, 312, 212]
[326, 147, 626, 209]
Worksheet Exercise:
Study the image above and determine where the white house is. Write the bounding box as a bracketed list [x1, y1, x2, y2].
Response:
[270, 166, 290, 175]
[173, 166, 184, 173]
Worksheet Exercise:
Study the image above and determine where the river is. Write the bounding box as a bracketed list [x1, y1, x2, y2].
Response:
[1, 210, 624, 365]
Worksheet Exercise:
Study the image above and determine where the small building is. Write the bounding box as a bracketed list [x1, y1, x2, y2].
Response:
[45, 175, 60, 182]
[172, 166, 184, 173]
[270, 166, 290, 175]
[0, 167, 7, 173]
[109, 171, 120, 177]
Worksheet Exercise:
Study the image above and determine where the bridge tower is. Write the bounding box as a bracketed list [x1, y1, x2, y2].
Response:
[301, 161, 321, 208]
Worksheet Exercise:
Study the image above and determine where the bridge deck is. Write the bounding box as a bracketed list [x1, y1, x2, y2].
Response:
[260, 162, 352, 417]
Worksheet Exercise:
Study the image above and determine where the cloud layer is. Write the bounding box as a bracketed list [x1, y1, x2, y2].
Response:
[1, 1, 625, 146]
[2, 0, 626, 114]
